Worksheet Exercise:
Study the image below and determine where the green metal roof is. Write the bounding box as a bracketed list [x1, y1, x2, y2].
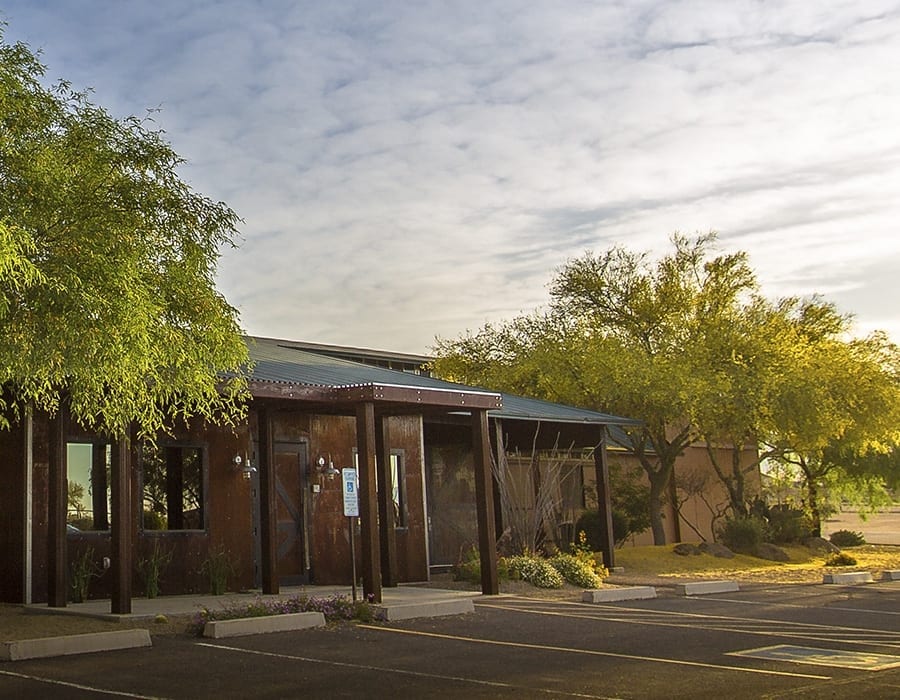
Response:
[247, 336, 639, 427]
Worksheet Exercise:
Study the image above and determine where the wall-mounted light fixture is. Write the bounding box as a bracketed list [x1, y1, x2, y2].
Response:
[233, 454, 257, 480]
[316, 455, 340, 480]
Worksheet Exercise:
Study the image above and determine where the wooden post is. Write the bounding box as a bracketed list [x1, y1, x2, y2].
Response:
[375, 415, 398, 587]
[47, 409, 67, 607]
[110, 436, 132, 614]
[356, 402, 382, 603]
[472, 409, 499, 595]
[594, 430, 615, 570]
[257, 406, 279, 594]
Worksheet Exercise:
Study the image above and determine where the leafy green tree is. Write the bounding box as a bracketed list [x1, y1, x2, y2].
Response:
[436, 233, 758, 544]
[546, 233, 759, 544]
[0, 29, 248, 437]
[764, 311, 900, 535]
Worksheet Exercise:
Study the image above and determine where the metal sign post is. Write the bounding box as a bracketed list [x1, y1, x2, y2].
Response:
[341, 468, 359, 601]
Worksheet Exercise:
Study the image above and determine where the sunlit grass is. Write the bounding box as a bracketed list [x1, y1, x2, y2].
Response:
[613, 544, 900, 584]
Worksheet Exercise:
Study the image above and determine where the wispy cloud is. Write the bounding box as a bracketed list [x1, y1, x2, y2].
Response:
[4, 0, 899, 350]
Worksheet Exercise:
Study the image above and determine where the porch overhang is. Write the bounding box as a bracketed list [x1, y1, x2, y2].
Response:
[248, 379, 502, 412]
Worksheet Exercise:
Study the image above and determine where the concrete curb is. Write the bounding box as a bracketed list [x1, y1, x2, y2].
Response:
[203, 611, 326, 639]
[582, 586, 657, 603]
[822, 571, 874, 584]
[675, 580, 740, 596]
[373, 597, 475, 621]
[1, 629, 151, 662]
[881, 570, 900, 581]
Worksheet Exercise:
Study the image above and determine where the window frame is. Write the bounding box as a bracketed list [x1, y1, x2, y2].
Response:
[139, 441, 209, 533]
[65, 440, 111, 534]
[351, 448, 409, 530]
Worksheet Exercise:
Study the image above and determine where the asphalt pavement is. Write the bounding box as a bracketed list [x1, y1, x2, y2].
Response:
[2, 581, 899, 699]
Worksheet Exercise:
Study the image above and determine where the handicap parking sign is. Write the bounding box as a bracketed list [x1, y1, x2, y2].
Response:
[342, 468, 359, 517]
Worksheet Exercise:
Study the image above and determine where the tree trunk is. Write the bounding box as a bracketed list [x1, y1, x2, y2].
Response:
[648, 471, 669, 545]
[804, 472, 822, 537]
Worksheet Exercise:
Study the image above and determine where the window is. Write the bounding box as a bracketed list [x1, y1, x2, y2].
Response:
[351, 449, 408, 528]
[141, 444, 205, 531]
[390, 452, 407, 528]
[66, 442, 111, 531]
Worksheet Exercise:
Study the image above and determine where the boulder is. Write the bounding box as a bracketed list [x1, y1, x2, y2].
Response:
[673, 543, 701, 556]
[699, 542, 735, 559]
[756, 542, 790, 562]
[803, 536, 840, 554]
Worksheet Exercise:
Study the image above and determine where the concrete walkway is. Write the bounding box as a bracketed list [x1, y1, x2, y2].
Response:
[25, 584, 482, 622]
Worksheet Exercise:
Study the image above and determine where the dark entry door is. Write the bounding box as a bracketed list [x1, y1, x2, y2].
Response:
[274, 442, 311, 585]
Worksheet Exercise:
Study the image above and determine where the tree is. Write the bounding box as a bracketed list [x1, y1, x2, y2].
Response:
[435, 233, 758, 544]
[763, 308, 900, 535]
[0, 29, 249, 437]
[547, 233, 759, 544]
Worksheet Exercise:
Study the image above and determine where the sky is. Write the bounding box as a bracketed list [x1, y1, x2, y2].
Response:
[3, 1, 900, 353]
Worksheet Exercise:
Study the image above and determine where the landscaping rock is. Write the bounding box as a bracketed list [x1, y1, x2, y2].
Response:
[756, 542, 790, 562]
[673, 543, 701, 556]
[803, 536, 840, 554]
[699, 542, 735, 559]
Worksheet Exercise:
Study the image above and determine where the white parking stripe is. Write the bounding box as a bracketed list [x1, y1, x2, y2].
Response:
[693, 595, 900, 617]
[358, 625, 831, 680]
[476, 598, 900, 649]
[195, 642, 620, 699]
[0, 669, 168, 699]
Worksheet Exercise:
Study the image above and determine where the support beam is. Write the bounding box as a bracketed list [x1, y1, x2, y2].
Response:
[593, 430, 615, 570]
[47, 409, 67, 607]
[110, 437, 132, 614]
[23, 407, 33, 604]
[375, 415, 398, 587]
[356, 402, 382, 603]
[472, 409, 499, 595]
[257, 407, 279, 594]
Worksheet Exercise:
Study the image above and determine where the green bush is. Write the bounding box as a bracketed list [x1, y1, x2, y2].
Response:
[829, 529, 866, 547]
[452, 547, 509, 584]
[549, 553, 604, 588]
[717, 516, 768, 554]
[766, 505, 813, 544]
[824, 552, 858, 567]
[452, 546, 480, 583]
[506, 554, 564, 588]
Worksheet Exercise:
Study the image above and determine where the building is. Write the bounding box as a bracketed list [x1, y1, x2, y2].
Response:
[0, 336, 638, 612]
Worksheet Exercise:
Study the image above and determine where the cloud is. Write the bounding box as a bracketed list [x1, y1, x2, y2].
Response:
[4, 0, 900, 352]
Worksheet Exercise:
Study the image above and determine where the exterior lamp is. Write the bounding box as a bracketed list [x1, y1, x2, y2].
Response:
[233, 454, 257, 480]
[317, 455, 340, 480]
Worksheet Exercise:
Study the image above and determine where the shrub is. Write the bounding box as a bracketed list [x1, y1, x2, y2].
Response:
[829, 529, 866, 547]
[506, 554, 564, 588]
[576, 464, 651, 548]
[453, 546, 481, 584]
[70, 546, 102, 603]
[200, 545, 236, 595]
[136, 540, 172, 598]
[824, 552, 858, 567]
[452, 547, 509, 584]
[549, 552, 604, 588]
[717, 516, 767, 554]
[766, 505, 813, 544]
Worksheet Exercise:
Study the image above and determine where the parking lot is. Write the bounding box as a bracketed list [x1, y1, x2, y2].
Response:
[2, 581, 899, 699]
